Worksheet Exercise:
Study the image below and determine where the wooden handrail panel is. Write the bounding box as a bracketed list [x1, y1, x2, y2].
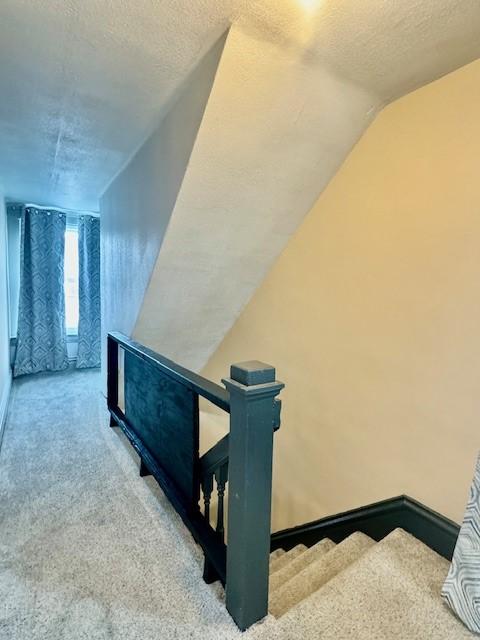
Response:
[108, 332, 230, 412]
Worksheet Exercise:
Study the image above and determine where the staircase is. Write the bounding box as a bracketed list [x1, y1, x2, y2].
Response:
[108, 334, 474, 638]
[255, 528, 473, 638]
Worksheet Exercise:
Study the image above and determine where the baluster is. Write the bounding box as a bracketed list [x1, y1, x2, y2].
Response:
[201, 469, 222, 585]
[201, 473, 214, 524]
[215, 463, 228, 541]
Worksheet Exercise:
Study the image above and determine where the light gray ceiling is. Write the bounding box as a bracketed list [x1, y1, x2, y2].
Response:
[0, 0, 479, 211]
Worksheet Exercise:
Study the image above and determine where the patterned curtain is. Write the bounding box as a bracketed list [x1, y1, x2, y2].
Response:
[442, 454, 480, 633]
[76, 215, 101, 369]
[14, 206, 69, 377]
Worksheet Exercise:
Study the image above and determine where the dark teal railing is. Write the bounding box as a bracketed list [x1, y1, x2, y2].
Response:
[107, 332, 284, 630]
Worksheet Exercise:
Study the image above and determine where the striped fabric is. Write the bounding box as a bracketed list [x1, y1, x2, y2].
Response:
[442, 454, 480, 633]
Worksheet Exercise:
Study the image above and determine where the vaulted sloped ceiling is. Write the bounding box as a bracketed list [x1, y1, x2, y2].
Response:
[131, 24, 378, 370]
[0, 0, 480, 210]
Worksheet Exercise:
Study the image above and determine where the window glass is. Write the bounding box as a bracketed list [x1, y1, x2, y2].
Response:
[64, 228, 79, 334]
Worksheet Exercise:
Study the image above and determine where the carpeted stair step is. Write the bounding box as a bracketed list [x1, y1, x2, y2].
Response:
[269, 531, 375, 618]
[270, 548, 285, 563]
[270, 544, 307, 574]
[268, 528, 474, 639]
[269, 538, 336, 593]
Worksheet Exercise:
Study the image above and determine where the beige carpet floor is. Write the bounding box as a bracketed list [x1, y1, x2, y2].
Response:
[0, 369, 474, 639]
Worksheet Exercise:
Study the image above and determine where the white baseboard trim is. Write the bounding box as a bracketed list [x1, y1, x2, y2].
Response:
[0, 371, 12, 451]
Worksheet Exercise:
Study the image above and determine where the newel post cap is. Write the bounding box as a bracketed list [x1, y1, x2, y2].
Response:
[230, 361, 275, 386]
[222, 361, 284, 397]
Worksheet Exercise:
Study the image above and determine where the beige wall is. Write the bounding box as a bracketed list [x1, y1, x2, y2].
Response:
[202, 58, 480, 531]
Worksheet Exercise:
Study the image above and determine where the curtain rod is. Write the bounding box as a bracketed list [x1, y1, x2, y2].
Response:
[7, 202, 100, 218]
[24, 203, 100, 218]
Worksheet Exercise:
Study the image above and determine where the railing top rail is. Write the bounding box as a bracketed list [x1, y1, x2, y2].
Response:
[108, 331, 230, 413]
[200, 434, 229, 478]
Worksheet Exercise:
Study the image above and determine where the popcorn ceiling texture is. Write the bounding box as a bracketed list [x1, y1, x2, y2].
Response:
[2, 0, 480, 375]
[0, 0, 479, 210]
[98, 2, 480, 372]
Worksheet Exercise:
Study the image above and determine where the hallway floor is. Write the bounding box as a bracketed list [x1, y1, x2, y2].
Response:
[0, 370, 473, 639]
[0, 370, 242, 639]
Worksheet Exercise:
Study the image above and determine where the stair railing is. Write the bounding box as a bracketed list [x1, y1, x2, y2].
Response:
[107, 332, 284, 630]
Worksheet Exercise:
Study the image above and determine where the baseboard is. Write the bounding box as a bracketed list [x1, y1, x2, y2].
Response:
[0, 371, 12, 452]
[271, 495, 460, 561]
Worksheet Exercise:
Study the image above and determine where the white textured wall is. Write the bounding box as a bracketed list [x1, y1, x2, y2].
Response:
[133, 24, 377, 370]
[100, 37, 225, 381]
[0, 190, 12, 433]
[6, 213, 20, 339]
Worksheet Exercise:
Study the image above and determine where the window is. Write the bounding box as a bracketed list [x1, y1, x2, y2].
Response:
[64, 226, 79, 335]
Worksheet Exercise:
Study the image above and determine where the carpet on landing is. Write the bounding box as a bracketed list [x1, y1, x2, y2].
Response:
[0, 370, 474, 639]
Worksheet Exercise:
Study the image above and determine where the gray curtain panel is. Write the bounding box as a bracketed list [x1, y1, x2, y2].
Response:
[14, 206, 69, 377]
[76, 215, 101, 369]
[442, 453, 480, 633]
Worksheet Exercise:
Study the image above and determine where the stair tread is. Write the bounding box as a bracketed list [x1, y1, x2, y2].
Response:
[270, 537, 335, 593]
[269, 544, 307, 574]
[269, 531, 375, 618]
[266, 529, 474, 639]
[269, 548, 285, 563]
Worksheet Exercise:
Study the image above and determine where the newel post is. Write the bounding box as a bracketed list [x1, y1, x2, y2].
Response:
[107, 334, 119, 426]
[223, 361, 284, 630]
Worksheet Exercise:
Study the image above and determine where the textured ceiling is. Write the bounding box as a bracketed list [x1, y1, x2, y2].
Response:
[0, 0, 479, 210]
